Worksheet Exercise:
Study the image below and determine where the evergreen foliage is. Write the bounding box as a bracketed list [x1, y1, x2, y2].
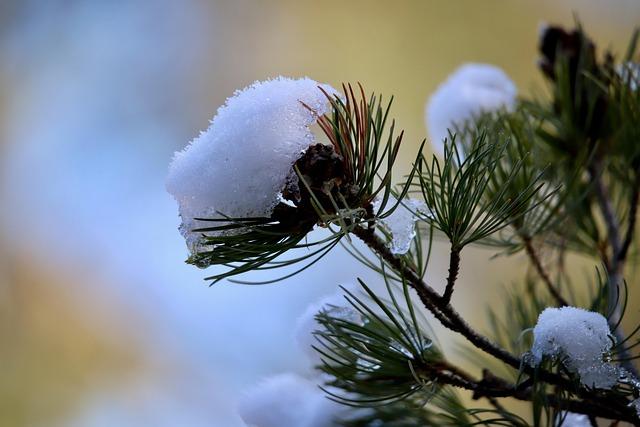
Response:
[170, 22, 640, 426]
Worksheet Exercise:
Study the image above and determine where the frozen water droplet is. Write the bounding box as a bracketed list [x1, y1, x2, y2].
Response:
[325, 304, 362, 324]
[373, 196, 432, 255]
[389, 340, 413, 358]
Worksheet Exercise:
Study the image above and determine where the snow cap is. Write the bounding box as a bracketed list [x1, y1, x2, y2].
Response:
[167, 77, 338, 251]
[531, 306, 619, 389]
[425, 63, 517, 157]
[237, 373, 347, 427]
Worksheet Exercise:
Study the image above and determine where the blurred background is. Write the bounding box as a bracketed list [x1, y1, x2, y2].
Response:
[0, 1, 639, 426]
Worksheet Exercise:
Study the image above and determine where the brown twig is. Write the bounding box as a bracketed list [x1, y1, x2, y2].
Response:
[589, 164, 624, 326]
[442, 248, 461, 304]
[351, 225, 456, 330]
[523, 236, 569, 306]
[421, 361, 639, 423]
[352, 226, 521, 369]
[617, 169, 640, 264]
[590, 162, 622, 261]
[353, 226, 589, 390]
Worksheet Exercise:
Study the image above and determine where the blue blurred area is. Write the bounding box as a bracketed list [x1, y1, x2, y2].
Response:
[0, 2, 380, 426]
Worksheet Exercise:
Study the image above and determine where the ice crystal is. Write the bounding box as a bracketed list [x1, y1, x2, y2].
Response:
[355, 354, 381, 371]
[389, 339, 413, 358]
[425, 63, 517, 157]
[619, 368, 640, 389]
[373, 196, 430, 255]
[166, 77, 337, 251]
[531, 306, 619, 389]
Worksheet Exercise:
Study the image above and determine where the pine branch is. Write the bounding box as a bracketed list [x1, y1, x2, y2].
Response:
[352, 226, 536, 377]
[350, 225, 456, 331]
[352, 225, 640, 424]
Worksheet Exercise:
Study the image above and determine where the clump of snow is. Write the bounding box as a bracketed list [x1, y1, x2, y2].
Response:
[630, 398, 640, 418]
[166, 77, 337, 251]
[243, 287, 371, 425]
[555, 412, 590, 427]
[538, 21, 550, 40]
[294, 284, 363, 369]
[531, 306, 619, 389]
[373, 196, 431, 255]
[425, 63, 517, 157]
[619, 368, 640, 389]
[617, 62, 640, 91]
[237, 373, 348, 427]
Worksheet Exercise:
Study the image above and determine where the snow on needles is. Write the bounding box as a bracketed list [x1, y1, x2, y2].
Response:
[531, 306, 619, 389]
[294, 284, 362, 370]
[425, 63, 517, 157]
[555, 412, 590, 427]
[237, 373, 348, 427]
[617, 61, 640, 91]
[238, 286, 362, 427]
[631, 398, 640, 418]
[166, 77, 337, 251]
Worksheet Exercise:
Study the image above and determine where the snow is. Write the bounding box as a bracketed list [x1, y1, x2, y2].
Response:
[373, 196, 430, 255]
[425, 63, 517, 157]
[631, 398, 640, 418]
[531, 306, 619, 389]
[617, 62, 640, 91]
[294, 284, 363, 370]
[538, 22, 550, 40]
[237, 373, 347, 427]
[555, 412, 590, 427]
[166, 77, 337, 251]
[241, 286, 370, 426]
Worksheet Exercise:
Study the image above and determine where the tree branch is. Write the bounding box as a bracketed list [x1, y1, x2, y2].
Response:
[352, 225, 521, 369]
[442, 248, 461, 304]
[350, 225, 457, 330]
[588, 163, 640, 378]
[523, 236, 569, 306]
[351, 225, 640, 424]
[351, 226, 584, 389]
[590, 162, 622, 260]
[420, 361, 639, 424]
[617, 169, 640, 264]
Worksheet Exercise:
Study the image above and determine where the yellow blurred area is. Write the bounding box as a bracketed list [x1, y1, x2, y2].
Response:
[0, 252, 142, 426]
[1, 1, 639, 426]
[200, 0, 639, 168]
